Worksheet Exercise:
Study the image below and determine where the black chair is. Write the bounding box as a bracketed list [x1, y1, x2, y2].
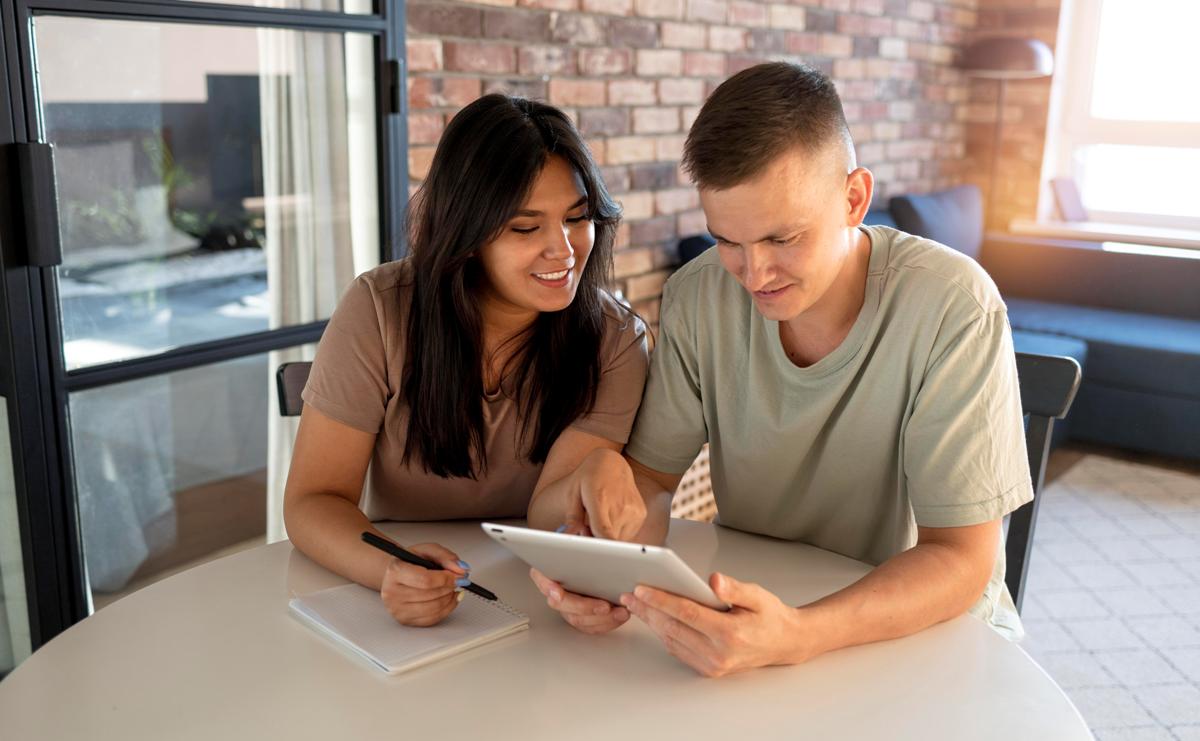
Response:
[274, 353, 1079, 612]
[276, 362, 313, 417]
[1007, 352, 1082, 613]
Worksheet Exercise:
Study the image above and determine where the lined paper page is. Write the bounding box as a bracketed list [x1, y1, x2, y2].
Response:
[290, 583, 528, 674]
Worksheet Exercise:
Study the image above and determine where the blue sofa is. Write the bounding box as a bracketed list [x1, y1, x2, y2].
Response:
[865, 186, 1200, 461]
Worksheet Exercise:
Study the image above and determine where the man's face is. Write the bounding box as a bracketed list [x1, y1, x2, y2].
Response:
[701, 145, 860, 323]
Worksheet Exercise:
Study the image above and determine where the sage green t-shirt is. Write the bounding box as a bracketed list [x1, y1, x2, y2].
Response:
[625, 225, 1033, 638]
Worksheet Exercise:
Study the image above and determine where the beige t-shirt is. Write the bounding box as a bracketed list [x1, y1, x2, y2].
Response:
[302, 259, 649, 522]
[625, 225, 1033, 638]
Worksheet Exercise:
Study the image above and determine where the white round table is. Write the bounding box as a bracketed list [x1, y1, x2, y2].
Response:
[0, 519, 1091, 740]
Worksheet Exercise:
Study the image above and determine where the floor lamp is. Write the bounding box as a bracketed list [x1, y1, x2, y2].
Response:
[962, 37, 1054, 230]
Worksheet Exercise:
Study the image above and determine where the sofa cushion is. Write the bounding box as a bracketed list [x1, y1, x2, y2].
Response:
[890, 185, 984, 260]
[1006, 298, 1200, 399]
[862, 208, 897, 229]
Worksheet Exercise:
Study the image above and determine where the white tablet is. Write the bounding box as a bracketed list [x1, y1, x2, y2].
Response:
[481, 522, 729, 611]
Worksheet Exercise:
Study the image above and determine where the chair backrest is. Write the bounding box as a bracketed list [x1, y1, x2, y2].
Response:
[1006, 352, 1081, 612]
[276, 362, 313, 417]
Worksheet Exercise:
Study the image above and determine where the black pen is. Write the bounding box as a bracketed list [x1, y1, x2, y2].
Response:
[361, 532, 498, 601]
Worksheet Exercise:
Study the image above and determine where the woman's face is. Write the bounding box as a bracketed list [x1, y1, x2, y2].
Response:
[478, 155, 594, 319]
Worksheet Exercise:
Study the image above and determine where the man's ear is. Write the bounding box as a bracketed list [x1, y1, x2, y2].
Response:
[845, 167, 874, 227]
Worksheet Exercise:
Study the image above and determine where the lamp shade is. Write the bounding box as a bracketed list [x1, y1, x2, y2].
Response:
[962, 37, 1054, 79]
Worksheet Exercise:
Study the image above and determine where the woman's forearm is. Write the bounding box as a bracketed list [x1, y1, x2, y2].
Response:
[284, 492, 393, 591]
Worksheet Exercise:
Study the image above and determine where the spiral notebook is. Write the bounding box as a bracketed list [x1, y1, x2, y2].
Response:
[289, 583, 529, 675]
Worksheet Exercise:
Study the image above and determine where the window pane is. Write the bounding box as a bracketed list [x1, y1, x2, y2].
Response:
[33, 17, 380, 371]
[0, 397, 32, 675]
[1076, 144, 1200, 219]
[76, 346, 315, 609]
[1091, 0, 1200, 122]
[179, 0, 372, 12]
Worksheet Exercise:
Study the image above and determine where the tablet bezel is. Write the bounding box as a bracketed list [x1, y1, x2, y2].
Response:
[481, 522, 729, 611]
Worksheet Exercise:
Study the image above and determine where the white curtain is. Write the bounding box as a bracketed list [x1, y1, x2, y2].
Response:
[0, 399, 31, 672]
[258, 25, 379, 544]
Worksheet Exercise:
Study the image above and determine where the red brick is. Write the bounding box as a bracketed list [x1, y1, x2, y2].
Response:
[681, 104, 702, 130]
[609, 18, 658, 48]
[686, 0, 727, 24]
[614, 247, 656, 279]
[444, 42, 515, 74]
[819, 34, 853, 57]
[656, 134, 686, 161]
[550, 14, 607, 45]
[520, 0, 577, 8]
[658, 78, 705, 105]
[608, 79, 657, 105]
[633, 106, 680, 134]
[407, 39, 443, 72]
[409, 77, 483, 109]
[728, 1, 768, 27]
[630, 215, 674, 245]
[625, 269, 670, 301]
[519, 46, 576, 75]
[585, 138, 607, 166]
[708, 26, 746, 52]
[579, 48, 633, 76]
[676, 208, 706, 236]
[661, 21, 707, 49]
[654, 187, 699, 215]
[408, 111, 444, 145]
[879, 37, 907, 59]
[407, 4, 482, 36]
[683, 51, 725, 77]
[584, 0, 632, 13]
[607, 136, 657, 164]
[409, 146, 436, 180]
[634, 0, 683, 19]
[549, 79, 607, 107]
[786, 32, 820, 55]
[637, 49, 683, 76]
[579, 107, 631, 137]
[769, 4, 806, 30]
[483, 9, 550, 42]
[614, 221, 632, 249]
[619, 191, 655, 220]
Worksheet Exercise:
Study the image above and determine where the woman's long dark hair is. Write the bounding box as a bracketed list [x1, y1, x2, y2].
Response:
[401, 94, 622, 479]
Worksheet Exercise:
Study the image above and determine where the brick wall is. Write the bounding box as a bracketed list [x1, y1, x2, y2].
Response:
[966, 0, 1061, 231]
[406, 0, 1043, 323]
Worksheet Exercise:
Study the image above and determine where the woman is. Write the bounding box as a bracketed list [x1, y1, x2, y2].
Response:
[283, 94, 650, 628]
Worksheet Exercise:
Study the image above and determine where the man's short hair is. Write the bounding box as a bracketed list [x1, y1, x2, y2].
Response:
[682, 62, 853, 190]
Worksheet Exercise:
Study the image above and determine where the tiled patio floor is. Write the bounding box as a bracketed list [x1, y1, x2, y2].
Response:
[1022, 448, 1200, 740]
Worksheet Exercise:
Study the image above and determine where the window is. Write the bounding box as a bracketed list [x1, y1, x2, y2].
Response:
[1041, 0, 1200, 230]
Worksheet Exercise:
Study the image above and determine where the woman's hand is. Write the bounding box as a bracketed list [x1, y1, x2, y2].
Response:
[380, 542, 470, 627]
[566, 448, 646, 541]
[530, 567, 631, 635]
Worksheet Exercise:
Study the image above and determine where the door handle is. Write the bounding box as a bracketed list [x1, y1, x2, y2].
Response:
[15, 142, 63, 267]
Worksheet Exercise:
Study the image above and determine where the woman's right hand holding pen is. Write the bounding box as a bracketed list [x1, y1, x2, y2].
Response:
[380, 542, 470, 627]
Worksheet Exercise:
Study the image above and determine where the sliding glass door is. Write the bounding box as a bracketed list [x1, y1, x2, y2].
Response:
[0, 0, 407, 669]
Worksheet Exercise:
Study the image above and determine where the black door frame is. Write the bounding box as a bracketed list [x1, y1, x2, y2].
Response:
[0, 0, 408, 661]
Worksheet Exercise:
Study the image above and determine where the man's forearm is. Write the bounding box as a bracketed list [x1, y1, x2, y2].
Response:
[632, 483, 673, 545]
[786, 537, 996, 662]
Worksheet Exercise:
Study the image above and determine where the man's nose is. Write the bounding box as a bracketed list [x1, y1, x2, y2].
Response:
[742, 243, 775, 290]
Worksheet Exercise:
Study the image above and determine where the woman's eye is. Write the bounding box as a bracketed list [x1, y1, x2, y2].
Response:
[566, 213, 590, 223]
[512, 227, 538, 234]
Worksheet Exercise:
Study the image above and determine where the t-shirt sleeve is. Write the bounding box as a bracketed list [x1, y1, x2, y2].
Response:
[623, 287, 708, 475]
[905, 308, 1034, 527]
[301, 275, 390, 434]
[570, 311, 650, 444]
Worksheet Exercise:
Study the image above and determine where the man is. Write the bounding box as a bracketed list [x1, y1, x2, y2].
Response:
[532, 61, 1032, 677]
